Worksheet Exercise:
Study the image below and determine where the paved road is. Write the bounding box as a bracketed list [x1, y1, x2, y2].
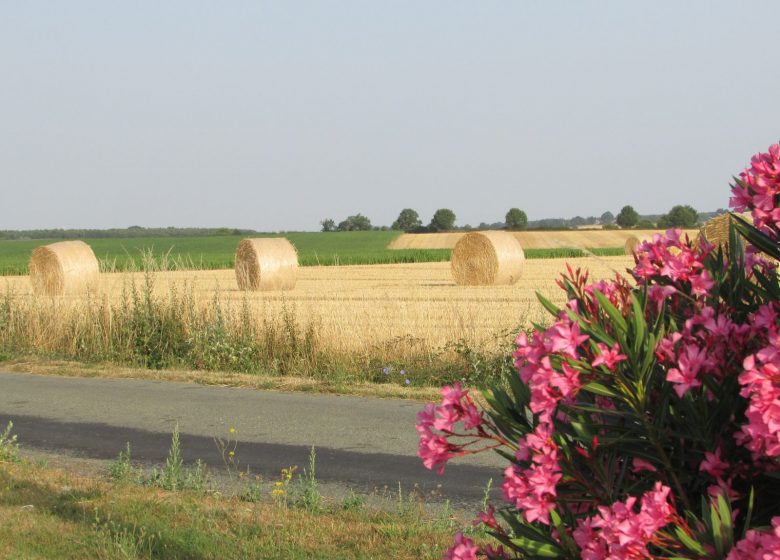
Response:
[0, 371, 504, 508]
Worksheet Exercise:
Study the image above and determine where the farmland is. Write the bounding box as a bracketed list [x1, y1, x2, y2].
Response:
[0, 232, 451, 275]
[0, 229, 676, 276]
[0, 255, 636, 388]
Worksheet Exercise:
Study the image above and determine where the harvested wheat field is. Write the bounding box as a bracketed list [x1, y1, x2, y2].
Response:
[1, 256, 634, 357]
[388, 229, 697, 250]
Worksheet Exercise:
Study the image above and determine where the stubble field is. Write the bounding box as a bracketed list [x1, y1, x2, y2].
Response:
[0, 256, 633, 359]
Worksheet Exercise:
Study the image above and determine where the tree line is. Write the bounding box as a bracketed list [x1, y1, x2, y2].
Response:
[321, 204, 706, 233]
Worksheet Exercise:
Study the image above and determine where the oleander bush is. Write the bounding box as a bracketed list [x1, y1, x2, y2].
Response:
[418, 143, 780, 559]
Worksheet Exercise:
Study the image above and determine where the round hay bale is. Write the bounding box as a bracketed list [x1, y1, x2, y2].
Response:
[697, 213, 732, 249]
[624, 235, 641, 255]
[450, 231, 524, 286]
[235, 238, 298, 291]
[29, 240, 100, 296]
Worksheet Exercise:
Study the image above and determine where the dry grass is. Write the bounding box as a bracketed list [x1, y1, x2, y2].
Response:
[388, 229, 697, 250]
[1, 257, 633, 359]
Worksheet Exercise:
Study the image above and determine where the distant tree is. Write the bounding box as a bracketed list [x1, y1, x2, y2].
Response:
[391, 208, 423, 232]
[505, 208, 528, 230]
[429, 209, 456, 232]
[616, 205, 639, 228]
[320, 219, 336, 232]
[600, 211, 615, 225]
[636, 219, 656, 229]
[657, 205, 699, 229]
[337, 214, 373, 231]
[570, 215, 586, 227]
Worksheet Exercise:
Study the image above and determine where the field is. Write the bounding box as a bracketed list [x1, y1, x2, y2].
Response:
[388, 229, 698, 249]
[0, 255, 635, 387]
[0, 229, 676, 277]
[0, 232, 451, 275]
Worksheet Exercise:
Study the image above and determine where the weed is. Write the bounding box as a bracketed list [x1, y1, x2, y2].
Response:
[271, 465, 297, 507]
[341, 489, 365, 512]
[214, 426, 243, 481]
[0, 421, 20, 463]
[295, 446, 322, 512]
[242, 475, 264, 503]
[149, 424, 211, 492]
[107, 442, 138, 483]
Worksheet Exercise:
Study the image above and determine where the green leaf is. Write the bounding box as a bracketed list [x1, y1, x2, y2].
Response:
[593, 289, 628, 334]
[536, 292, 561, 318]
[509, 536, 563, 558]
[733, 214, 780, 261]
[581, 382, 620, 398]
[673, 526, 707, 555]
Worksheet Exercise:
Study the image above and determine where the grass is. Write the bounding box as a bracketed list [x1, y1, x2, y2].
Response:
[0, 231, 627, 275]
[0, 436, 474, 559]
[0, 232, 452, 275]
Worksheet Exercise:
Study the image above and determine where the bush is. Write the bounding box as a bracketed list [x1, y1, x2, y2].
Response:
[418, 143, 780, 559]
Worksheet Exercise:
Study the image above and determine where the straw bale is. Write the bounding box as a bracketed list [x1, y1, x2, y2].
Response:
[235, 238, 298, 291]
[624, 235, 641, 255]
[29, 240, 100, 296]
[450, 231, 525, 286]
[697, 214, 732, 250]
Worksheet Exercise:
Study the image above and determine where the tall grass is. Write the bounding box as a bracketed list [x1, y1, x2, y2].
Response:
[0, 270, 515, 388]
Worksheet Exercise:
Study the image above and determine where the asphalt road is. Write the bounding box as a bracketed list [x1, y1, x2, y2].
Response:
[0, 371, 504, 508]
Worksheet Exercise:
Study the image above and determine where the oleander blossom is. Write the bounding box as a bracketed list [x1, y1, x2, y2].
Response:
[572, 483, 676, 560]
[736, 327, 780, 459]
[726, 517, 780, 560]
[656, 306, 752, 398]
[501, 424, 562, 525]
[443, 532, 479, 560]
[416, 383, 489, 474]
[632, 229, 715, 299]
[513, 316, 588, 423]
[731, 142, 780, 239]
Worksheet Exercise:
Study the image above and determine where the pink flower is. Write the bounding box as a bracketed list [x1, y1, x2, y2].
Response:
[548, 320, 589, 358]
[573, 483, 675, 559]
[737, 342, 780, 459]
[699, 448, 729, 479]
[502, 425, 562, 525]
[592, 342, 628, 371]
[731, 142, 780, 238]
[666, 342, 711, 397]
[631, 458, 658, 473]
[444, 532, 479, 560]
[726, 517, 780, 560]
[473, 504, 500, 530]
[417, 428, 457, 475]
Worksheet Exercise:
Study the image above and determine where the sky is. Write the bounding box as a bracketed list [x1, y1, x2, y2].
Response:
[1, 1, 779, 232]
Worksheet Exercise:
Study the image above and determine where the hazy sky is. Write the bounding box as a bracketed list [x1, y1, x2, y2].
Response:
[2, 2, 779, 231]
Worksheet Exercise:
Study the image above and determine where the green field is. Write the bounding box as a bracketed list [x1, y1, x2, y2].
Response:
[0, 232, 625, 275]
[0, 232, 449, 275]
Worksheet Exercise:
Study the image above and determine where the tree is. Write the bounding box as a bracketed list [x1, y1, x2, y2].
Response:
[320, 219, 336, 232]
[657, 205, 699, 229]
[505, 208, 528, 230]
[337, 214, 372, 231]
[570, 215, 586, 227]
[391, 208, 422, 232]
[616, 205, 639, 228]
[600, 211, 615, 225]
[429, 209, 456, 232]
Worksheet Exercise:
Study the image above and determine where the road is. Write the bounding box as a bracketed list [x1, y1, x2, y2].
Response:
[0, 371, 504, 508]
